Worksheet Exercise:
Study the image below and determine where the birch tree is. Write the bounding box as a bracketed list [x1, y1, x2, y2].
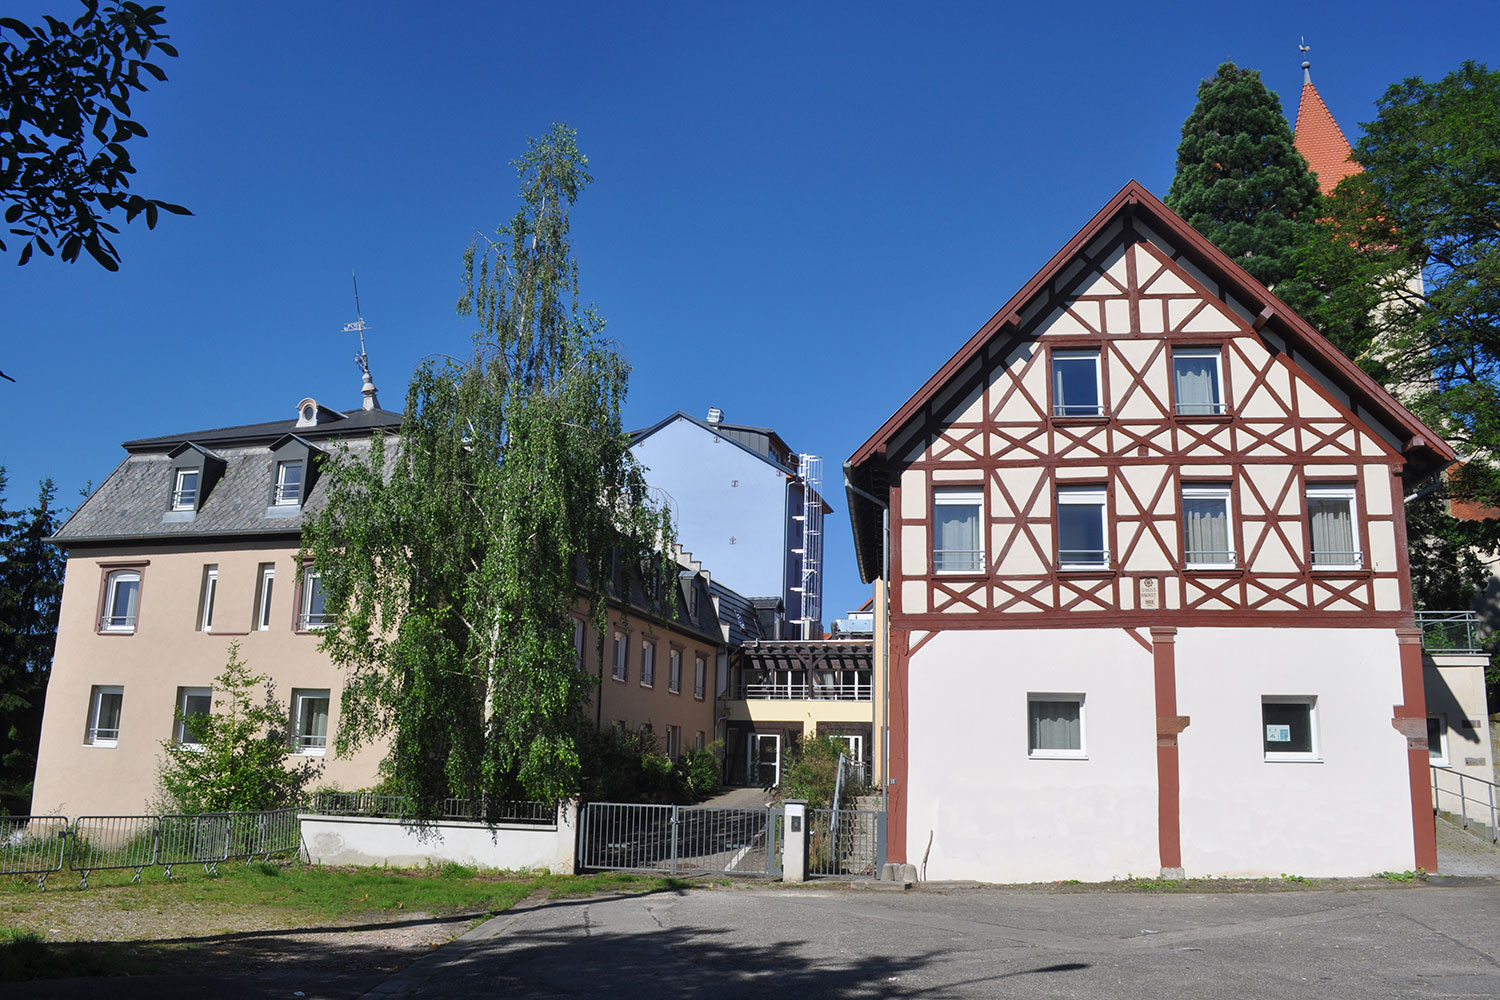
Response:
[303, 124, 673, 814]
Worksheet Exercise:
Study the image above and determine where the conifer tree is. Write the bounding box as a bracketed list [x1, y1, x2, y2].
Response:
[303, 124, 674, 815]
[0, 471, 64, 813]
[1166, 62, 1322, 288]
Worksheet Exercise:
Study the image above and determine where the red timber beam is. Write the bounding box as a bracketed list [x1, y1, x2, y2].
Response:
[1393, 627, 1439, 873]
[1151, 626, 1189, 877]
[887, 627, 911, 864]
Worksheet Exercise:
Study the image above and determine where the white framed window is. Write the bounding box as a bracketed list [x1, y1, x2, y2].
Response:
[1307, 486, 1360, 568]
[573, 619, 586, 671]
[1028, 694, 1085, 759]
[1051, 350, 1103, 417]
[612, 631, 628, 681]
[641, 641, 656, 687]
[86, 685, 124, 747]
[694, 656, 706, 700]
[1263, 696, 1320, 761]
[1057, 486, 1109, 569]
[669, 649, 682, 693]
[933, 487, 983, 573]
[666, 725, 682, 758]
[1172, 347, 1226, 416]
[274, 460, 303, 505]
[254, 564, 276, 630]
[1427, 715, 1449, 767]
[1182, 485, 1235, 568]
[101, 569, 141, 632]
[299, 569, 330, 630]
[172, 468, 200, 511]
[291, 689, 330, 755]
[199, 565, 218, 631]
[174, 686, 212, 747]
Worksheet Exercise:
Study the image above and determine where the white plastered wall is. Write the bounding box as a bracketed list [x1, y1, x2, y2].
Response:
[1175, 627, 1413, 877]
[906, 628, 1160, 883]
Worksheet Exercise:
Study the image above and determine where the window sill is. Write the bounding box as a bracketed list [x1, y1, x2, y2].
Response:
[1057, 567, 1115, 577]
[932, 570, 988, 580]
[668, 688, 681, 696]
[1172, 412, 1233, 423]
[97, 629, 137, 636]
[640, 682, 655, 689]
[611, 674, 627, 684]
[1029, 750, 1088, 760]
[1051, 415, 1109, 426]
[292, 749, 327, 758]
[1183, 565, 1243, 576]
[1308, 567, 1370, 578]
[83, 742, 118, 749]
[1264, 754, 1322, 763]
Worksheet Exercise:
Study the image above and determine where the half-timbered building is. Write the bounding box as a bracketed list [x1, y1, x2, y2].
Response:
[845, 180, 1454, 882]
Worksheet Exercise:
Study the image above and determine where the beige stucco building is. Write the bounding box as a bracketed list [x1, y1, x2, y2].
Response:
[32, 394, 728, 816]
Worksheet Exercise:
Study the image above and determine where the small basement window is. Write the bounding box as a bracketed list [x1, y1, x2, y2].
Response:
[1028, 694, 1085, 759]
[1263, 697, 1319, 761]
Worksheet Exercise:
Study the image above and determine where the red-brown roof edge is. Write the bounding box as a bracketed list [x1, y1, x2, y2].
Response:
[847, 179, 1453, 470]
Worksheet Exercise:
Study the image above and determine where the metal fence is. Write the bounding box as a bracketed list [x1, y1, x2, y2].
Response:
[1415, 610, 1484, 654]
[807, 808, 885, 878]
[578, 802, 782, 877]
[0, 809, 302, 889]
[1432, 766, 1499, 844]
[307, 791, 554, 825]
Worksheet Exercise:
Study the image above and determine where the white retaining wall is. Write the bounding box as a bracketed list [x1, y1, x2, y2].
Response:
[299, 801, 578, 873]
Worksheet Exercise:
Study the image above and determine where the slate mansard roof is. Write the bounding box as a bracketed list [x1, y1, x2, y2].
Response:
[52, 404, 403, 546]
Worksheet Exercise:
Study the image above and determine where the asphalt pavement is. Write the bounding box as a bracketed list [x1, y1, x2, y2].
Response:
[363, 879, 1500, 999]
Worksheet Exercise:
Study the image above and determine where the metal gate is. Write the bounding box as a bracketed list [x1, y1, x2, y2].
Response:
[578, 803, 782, 877]
[807, 808, 885, 878]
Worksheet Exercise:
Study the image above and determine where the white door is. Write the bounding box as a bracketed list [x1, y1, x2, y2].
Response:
[751, 734, 782, 786]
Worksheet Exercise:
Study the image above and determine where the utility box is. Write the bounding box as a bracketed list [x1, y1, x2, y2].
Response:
[783, 800, 807, 882]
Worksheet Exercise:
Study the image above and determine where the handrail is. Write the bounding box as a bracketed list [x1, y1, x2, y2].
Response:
[1431, 765, 1499, 845]
[1415, 610, 1483, 654]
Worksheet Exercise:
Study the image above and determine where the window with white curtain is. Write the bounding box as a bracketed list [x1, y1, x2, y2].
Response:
[1306, 486, 1360, 567]
[641, 641, 656, 687]
[1028, 694, 1085, 758]
[101, 569, 141, 632]
[1182, 485, 1234, 567]
[933, 488, 983, 573]
[291, 689, 330, 755]
[86, 685, 124, 747]
[1172, 348, 1225, 415]
[1057, 486, 1108, 568]
[612, 631, 628, 681]
[1051, 350, 1103, 417]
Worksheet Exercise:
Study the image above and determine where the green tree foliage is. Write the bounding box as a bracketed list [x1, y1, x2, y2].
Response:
[303, 124, 674, 815]
[0, 1, 189, 269]
[1166, 62, 1322, 289]
[776, 734, 859, 810]
[0, 471, 64, 814]
[157, 641, 318, 813]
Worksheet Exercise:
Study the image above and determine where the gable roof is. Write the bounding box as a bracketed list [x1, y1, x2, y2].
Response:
[1293, 81, 1362, 196]
[844, 179, 1454, 581]
[631, 410, 834, 514]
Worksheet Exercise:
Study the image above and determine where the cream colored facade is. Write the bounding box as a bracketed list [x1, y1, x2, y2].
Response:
[32, 540, 385, 816]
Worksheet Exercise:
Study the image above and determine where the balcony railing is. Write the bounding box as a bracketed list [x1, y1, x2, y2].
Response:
[298, 612, 332, 631]
[1053, 403, 1105, 418]
[735, 680, 873, 702]
[1185, 550, 1237, 568]
[1310, 549, 1362, 568]
[1059, 548, 1110, 569]
[1175, 401, 1228, 416]
[933, 548, 984, 573]
[99, 614, 136, 632]
[1416, 610, 1483, 654]
[170, 487, 198, 510]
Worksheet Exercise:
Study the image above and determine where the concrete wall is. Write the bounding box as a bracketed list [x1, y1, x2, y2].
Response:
[300, 801, 577, 873]
[1427, 653, 1497, 834]
[906, 628, 1160, 883]
[632, 419, 790, 605]
[1176, 627, 1413, 877]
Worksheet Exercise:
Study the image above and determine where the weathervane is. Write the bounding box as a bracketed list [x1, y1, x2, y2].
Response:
[1300, 37, 1312, 84]
[344, 272, 380, 410]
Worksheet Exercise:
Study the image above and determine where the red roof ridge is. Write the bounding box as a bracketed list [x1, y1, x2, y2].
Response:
[1294, 81, 1361, 196]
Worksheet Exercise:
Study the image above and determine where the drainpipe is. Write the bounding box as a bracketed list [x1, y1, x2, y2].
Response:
[843, 462, 891, 814]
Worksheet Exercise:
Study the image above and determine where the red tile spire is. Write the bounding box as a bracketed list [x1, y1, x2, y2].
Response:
[1293, 50, 1362, 195]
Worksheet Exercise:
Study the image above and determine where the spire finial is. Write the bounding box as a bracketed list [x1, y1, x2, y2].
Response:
[1300, 37, 1311, 85]
[344, 271, 380, 411]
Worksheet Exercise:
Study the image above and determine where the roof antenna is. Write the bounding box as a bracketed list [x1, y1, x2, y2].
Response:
[1300, 37, 1311, 85]
[344, 271, 380, 411]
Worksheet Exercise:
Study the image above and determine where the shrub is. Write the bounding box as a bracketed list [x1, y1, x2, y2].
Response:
[776, 735, 858, 810]
[156, 641, 321, 813]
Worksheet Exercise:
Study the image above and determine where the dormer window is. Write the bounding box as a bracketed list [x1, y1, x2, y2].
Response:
[275, 461, 303, 505]
[171, 469, 200, 511]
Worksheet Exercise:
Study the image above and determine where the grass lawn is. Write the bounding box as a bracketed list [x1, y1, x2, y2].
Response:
[0, 861, 690, 982]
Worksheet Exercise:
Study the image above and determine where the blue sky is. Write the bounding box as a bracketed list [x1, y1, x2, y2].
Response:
[3, 0, 1496, 620]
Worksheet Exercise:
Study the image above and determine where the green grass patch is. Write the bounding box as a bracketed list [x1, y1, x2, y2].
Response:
[1375, 869, 1428, 882]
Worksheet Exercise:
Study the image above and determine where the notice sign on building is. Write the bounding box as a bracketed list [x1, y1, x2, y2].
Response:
[1266, 724, 1291, 743]
[1139, 576, 1160, 610]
